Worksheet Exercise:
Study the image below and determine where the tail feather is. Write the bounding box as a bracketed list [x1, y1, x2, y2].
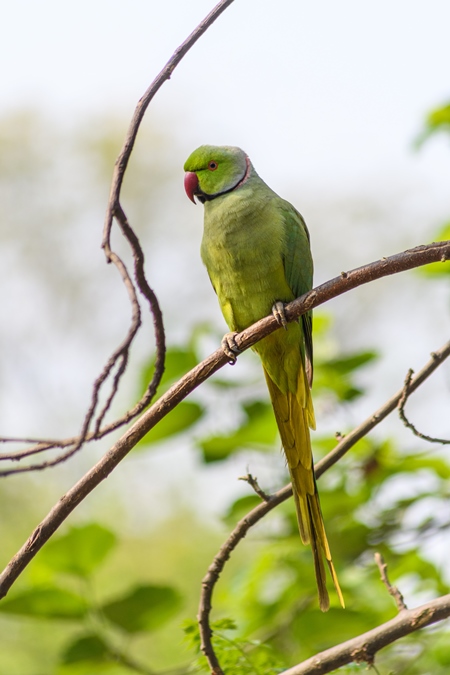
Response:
[264, 367, 345, 611]
[307, 497, 329, 612]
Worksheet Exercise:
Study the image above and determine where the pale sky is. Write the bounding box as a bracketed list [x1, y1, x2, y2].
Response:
[3, 0, 450, 190]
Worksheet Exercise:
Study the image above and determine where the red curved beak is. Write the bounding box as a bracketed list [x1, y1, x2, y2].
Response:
[184, 171, 199, 204]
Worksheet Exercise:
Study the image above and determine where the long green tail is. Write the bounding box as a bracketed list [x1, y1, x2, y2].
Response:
[264, 368, 345, 612]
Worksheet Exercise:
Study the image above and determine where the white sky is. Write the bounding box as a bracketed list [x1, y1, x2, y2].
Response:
[2, 0, 450, 191]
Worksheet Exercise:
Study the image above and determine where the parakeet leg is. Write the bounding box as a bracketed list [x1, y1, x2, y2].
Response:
[272, 301, 288, 330]
[221, 332, 240, 364]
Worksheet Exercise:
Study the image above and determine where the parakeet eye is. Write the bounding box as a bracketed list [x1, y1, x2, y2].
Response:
[208, 161, 218, 171]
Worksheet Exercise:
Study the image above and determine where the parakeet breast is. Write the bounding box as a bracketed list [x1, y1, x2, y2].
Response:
[201, 185, 294, 332]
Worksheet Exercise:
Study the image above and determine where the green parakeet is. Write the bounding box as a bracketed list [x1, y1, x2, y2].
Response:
[184, 145, 344, 612]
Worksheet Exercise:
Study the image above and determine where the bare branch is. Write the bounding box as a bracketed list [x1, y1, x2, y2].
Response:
[102, 0, 236, 251]
[398, 367, 450, 445]
[374, 552, 407, 612]
[280, 593, 450, 675]
[0, 0, 239, 469]
[0, 245, 449, 589]
[0, 248, 143, 474]
[197, 337, 450, 674]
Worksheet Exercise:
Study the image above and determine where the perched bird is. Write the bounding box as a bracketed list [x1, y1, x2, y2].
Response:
[184, 145, 344, 612]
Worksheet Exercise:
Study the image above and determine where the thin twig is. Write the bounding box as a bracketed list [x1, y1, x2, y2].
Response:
[110, 204, 166, 422]
[0, 249, 449, 585]
[0, 1, 239, 469]
[280, 593, 450, 675]
[197, 337, 450, 674]
[398, 367, 450, 445]
[238, 473, 271, 502]
[102, 0, 236, 251]
[0, 252, 142, 474]
[375, 552, 407, 612]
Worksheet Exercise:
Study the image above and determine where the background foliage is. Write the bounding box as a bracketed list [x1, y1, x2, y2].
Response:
[0, 82, 449, 675]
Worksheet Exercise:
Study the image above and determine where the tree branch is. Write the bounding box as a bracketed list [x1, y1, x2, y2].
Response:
[280, 593, 450, 675]
[102, 0, 236, 251]
[398, 367, 450, 445]
[197, 336, 450, 674]
[0, 0, 238, 470]
[375, 552, 407, 612]
[0, 243, 448, 594]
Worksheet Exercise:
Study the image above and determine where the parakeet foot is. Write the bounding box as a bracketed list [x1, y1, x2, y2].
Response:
[272, 301, 288, 330]
[222, 332, 240, 364]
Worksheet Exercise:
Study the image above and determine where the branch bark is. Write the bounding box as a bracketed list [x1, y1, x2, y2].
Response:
[0, 243, 448, 595]
[102, 0, 236, 251]
[280, 593, 450, 675]
[375, 552, 407, 612]
[398, 367, 450, 445]
[0, 0, 238, 470]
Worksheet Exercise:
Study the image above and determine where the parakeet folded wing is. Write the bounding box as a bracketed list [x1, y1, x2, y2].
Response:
[279, 201, 314, 390]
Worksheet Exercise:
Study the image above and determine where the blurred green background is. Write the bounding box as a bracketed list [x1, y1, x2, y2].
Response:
[1, 2, 450, 673]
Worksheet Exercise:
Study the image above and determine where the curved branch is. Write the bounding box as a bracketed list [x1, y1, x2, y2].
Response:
[398, 367, 450, 444]
[100, 0, 237, 429]
[280, 593, 450, 675]
[0, 0, 238, 468]
[0, 243, 448, 592]
[102, 0, 236, 250]
[375, 552, 407, 612]
[197, 337, 450, 673]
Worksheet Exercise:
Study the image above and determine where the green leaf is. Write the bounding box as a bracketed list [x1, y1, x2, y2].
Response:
[61, 634, 110, 664]
[416, 103, 450, 146]
[101, 584, 182, 634]
[140, 346, 198, 397]
[399, 454, 450, 479]
[314, 350, 377, 401]
[138, 400, 203, 447]
[199, 400, 278, 462]
[184, 618, 285, 674]
[57, 662, 134, 675]
[0, 587, 87, 619]
[433, 636, 450, 666]
[312, 312, 333, 335]
[320, 351, 378, 375]
[427, 104, 450, 128]
[222, 495, 262, 526]
[37, 523, 117, 578]
[213, 617, 237, 631]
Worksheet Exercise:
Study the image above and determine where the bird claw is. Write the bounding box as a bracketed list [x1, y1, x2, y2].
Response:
[222, 332, 240, 364]
[272, 301, 288, 330]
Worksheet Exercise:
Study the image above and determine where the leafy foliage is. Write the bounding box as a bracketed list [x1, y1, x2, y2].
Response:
[199, 400, 278, 462]
[2, 103, 450, 673]
[0, 522, 183, 674]
[416, 101, 450, 146]
[38, 523, 117, 578]
[1, 311, 449, 674]
[3, 310, 448, 674]
[0, 587, 87, 620]
[137, 344, 205, 448]
[184, 618, 286, 674]
[102, 584, 182, 634]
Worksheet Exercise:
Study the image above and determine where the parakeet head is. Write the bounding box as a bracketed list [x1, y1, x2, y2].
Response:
[184, 145, 251, 203]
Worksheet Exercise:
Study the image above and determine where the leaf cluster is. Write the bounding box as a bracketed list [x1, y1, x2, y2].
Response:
[0, 523, 182, 674]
